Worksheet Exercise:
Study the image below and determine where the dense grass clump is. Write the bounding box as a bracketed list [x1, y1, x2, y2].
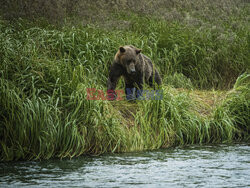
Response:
[213, 73, 250, 141]
[0, 0, 249, 161]
[135, 76, 250, 148]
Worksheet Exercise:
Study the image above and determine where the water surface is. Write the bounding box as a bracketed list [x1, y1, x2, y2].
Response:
[1, 144, 250, 187]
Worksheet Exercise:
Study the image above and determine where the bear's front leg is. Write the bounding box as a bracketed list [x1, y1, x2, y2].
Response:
[135, 77, 144, 99]
[125, 83, 137, 100]
[107, 63, 124, 100]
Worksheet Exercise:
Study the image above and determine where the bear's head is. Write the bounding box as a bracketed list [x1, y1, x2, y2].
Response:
[114, 45, 141, 75]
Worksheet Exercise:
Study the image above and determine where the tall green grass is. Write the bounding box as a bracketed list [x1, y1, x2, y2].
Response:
[134, 79, 250, 149]
[0, 11, 249, 161]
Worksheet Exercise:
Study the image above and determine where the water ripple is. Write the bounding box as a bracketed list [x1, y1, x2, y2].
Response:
[0, 143, 249, 187]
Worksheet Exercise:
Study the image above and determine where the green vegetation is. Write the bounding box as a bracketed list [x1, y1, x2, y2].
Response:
[0, 0, 249, 161]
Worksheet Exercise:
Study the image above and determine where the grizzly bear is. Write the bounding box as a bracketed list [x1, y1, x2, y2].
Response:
[107, 45, 162, 100]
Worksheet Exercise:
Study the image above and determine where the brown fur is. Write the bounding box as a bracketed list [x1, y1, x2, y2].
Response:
[107, 45, 162, 100]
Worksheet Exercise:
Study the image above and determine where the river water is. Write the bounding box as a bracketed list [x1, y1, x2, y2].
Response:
[0, 144, 249, 187]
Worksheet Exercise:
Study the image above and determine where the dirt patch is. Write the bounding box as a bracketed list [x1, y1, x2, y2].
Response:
[111, 101, 138, 127]
[189, 90, 227, 117]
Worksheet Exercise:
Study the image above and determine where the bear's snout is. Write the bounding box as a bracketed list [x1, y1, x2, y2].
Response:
[128, 63, 136, 75]
[131, 69, 136, 74]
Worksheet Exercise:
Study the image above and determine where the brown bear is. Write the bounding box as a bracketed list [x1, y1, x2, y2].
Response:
[107, 45, 162, 100]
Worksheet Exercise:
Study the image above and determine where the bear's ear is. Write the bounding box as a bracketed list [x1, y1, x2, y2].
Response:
[119, 46, 126, 53]
[135, 48, 141, 54]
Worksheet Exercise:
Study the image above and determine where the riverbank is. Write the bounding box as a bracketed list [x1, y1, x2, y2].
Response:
[0, 0, 249, 161]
